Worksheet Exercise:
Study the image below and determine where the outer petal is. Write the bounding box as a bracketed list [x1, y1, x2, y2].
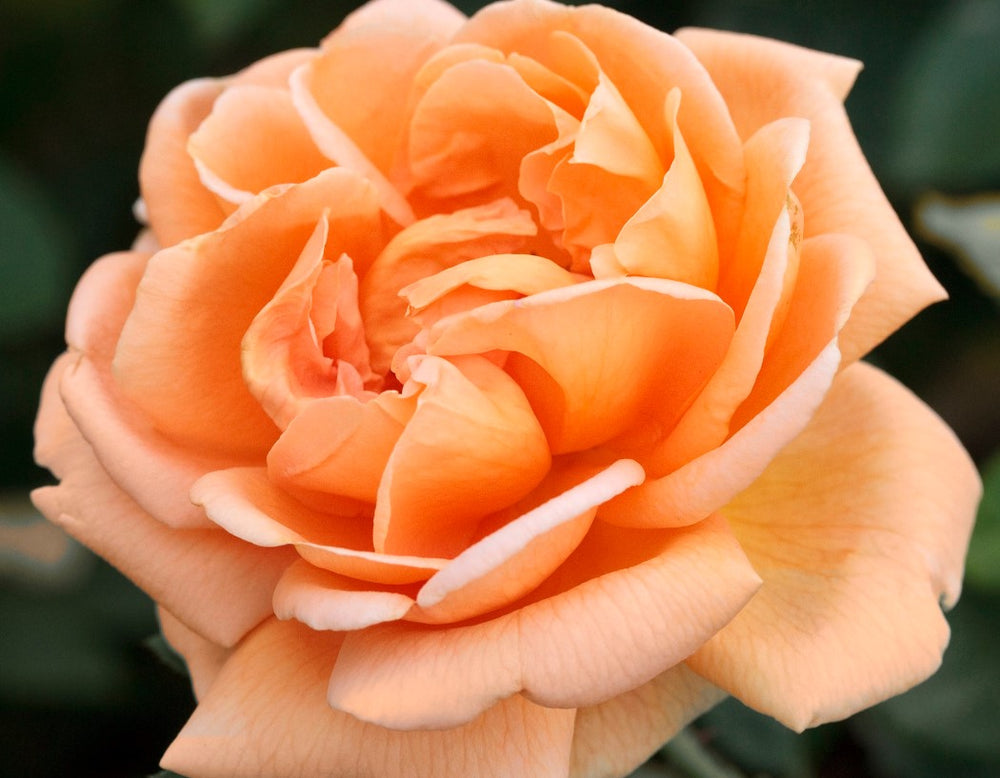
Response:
[570, 665, 725, 778]
[114, 169, 382, 458]
[158, 607, 232, 702]
[326, 514, 760, 729]
[58, 252, 238, 529]
[161, 618, 576, 778]
[32, 384, 294, 647]
[675, 27, 945, 362]
[686, 362, 980, 729]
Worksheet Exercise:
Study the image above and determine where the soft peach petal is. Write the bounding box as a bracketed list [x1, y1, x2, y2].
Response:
[405, 58, 561, 211]
[161, 618, 576, 778]
[374, 355, 551, 557]
[570, 665, 725, 778]
[228, 47, 317, 89]
[327, 514, 759, 729]
[686, 362, 980, 729]
[158, 607, 232, 702]
[410, 459, 644, 624]
[273, 561, 416, 631]
[675, 27, 945, 362]
[268, 391, 415, 504]
[428, 277, 734, 455]
[54, 252, 231, 528]
[602, 229, 874, 528]
[31, 412, 293, 648]
[139, 78, 227, 245]
[188, 85, 328, 204]
[458, 0, 746, 246]
[193, 466, 446, 585]
[594, 88, 718, 288]
[360, 199, 536, 376]
[113, 169, 382, 458]
[649, 118, 810, 471]
[333, 0, 466, 41]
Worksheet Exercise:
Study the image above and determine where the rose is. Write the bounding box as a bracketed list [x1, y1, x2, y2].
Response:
[32, 0, 980, 776]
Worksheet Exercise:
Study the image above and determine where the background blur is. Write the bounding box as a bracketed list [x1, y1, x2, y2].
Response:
[1, 1, 998, 776]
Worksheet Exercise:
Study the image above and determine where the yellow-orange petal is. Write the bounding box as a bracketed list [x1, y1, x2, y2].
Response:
[405, 58, 561, 211]
[374, 355, 551, 557]
[161, 618, 576, 778]
[31, 422, 293, 648]
[268, 391, 415, 504]
[188, 85, 328, 204]
[139, 79, 227, 245]
[595, 88, 718, 288]
[409, 459, 644, 624]
[686, 362, 980, 729]
[326, 514, 759, 729]
[650, 118, 810, 471]
[458, 0, 746, 241]
[158, 607, 232, 702]
[113, 169, 382, 458]
[428, 277, 734, 455]
[360, 199, 536, 376]
[675, 27, 944, 362]
[570, 665, 725, 778]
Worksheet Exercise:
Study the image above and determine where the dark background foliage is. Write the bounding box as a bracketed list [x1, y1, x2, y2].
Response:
[1, 1, 998, 776]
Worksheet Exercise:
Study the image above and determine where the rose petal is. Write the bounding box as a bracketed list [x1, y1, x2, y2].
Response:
[410, 459, 645, 624]
[139, 79, 227, 245]
[675, 27, 945, 362]
[686, 362, 980, 729]
[273, 561, 417, 631]
[601, 228, 874, 528]
[327, 513, 759, 729]
[428, 277, 734, 455]
[114, 169, 382, 458]
[570, 665, 725, 778]
[360, 198, 536, 376]
[458, 0, 746, 244]
[32, 406, 293, 647]
[161, 618, 576, 778]
[158, 606, 232, 702]
[649, 117, 810, 471]
[374, 355, 551, 557]
[188, 85, 328, 204]
[193, 467, 447, 585]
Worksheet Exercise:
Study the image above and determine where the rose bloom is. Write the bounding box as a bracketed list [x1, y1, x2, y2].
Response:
[33, 0, 981, 776]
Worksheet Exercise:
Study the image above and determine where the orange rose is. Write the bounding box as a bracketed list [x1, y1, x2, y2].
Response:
[33, 0, 981, 776]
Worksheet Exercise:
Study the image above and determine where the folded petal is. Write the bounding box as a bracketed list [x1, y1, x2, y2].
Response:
[410, 459, 644, 624]
[188, 85, 328, 204]
[139, 79, 227, 245]
[686, 362, 980, 729]
[374, 355, 551, 557]
[428, 277, 734, 455]
[161, 618, 576, 778]
[158, 607, 232, 701]
[570, 665, 725, 778]
[675, 27, 944, 362]
[193, 467, 446, 585]
[114, 169, 382, 458]
[327, 513, 759, 729]
[31, 407, 293, 647]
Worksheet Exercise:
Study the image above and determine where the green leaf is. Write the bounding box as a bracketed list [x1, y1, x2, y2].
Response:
[888, 1, 1000, 193]
[916, 193, 1000, 301]
[0, 154, 70, 342]
[148, 771, 189, 778]
[660, 728, 747, 778]
[964, 452, 1000, 591]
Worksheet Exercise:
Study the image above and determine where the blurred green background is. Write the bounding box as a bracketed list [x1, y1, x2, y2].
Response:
[1, 1, 998, 776]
